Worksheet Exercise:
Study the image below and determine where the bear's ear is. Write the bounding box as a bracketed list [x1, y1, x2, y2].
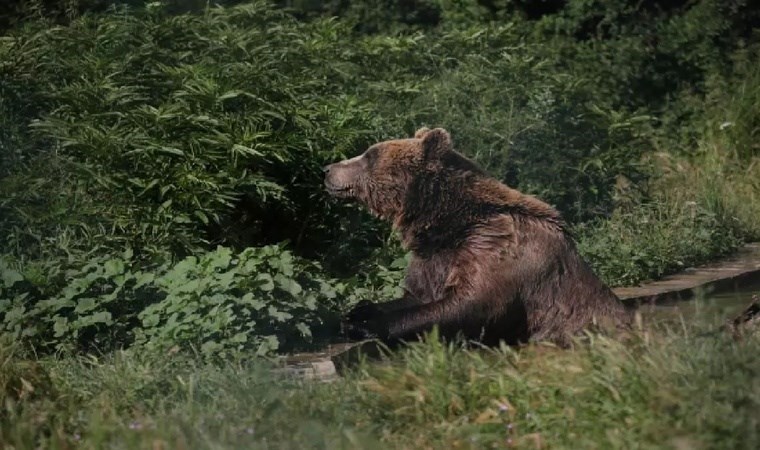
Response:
[414, 127, 431, 139]
[420, 128, 452, 160]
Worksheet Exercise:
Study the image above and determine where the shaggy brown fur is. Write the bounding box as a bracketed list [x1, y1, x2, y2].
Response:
[324, 127, 632, 346]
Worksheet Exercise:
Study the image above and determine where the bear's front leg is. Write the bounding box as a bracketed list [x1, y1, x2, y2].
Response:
[342, 290, 424, 341]
[342, 315, 388, 341]
[343, 298, 469, 343]
[346, 289, 423, 322]
[384, 300, 466, 341]
[345, 300, 383, 323]
[375, 266, 516, 342]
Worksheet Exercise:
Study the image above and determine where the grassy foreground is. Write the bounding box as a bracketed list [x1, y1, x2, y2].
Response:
[2, 318, 759, 449]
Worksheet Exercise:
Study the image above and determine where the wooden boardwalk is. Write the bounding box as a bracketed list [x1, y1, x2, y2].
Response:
[278, 243, 760, 381]
[613, 243, 760, 304]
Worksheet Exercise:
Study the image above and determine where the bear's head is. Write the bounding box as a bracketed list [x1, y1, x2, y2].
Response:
[324, 127, 481, 221]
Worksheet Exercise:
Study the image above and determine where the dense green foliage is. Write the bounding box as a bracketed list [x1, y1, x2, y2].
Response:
[0, 246, 355, 354]
[1, 0, 759, 355]
[1, 2, 388, 261]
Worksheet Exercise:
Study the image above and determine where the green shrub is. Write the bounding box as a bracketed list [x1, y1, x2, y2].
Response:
[135, 245, 344, 355]
[362, 23, 650, 222]
[0, 2, 393, 261]
[0, 245, 357, 355]
[0, 0, 657, 264]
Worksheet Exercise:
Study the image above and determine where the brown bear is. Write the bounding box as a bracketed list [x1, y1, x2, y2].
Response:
[324, 127, 632, 346]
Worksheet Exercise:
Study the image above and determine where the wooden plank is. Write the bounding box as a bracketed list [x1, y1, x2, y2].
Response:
[275, 341, 384, 382]
[614, 243, 760, 304]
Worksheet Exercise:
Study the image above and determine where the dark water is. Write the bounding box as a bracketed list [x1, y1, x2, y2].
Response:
[640, 278, 760, 326]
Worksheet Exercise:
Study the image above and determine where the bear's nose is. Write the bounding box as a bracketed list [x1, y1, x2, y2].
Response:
[322, 164, 331, 174]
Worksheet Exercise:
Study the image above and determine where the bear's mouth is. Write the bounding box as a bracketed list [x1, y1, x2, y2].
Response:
[324, 181, 356, 198]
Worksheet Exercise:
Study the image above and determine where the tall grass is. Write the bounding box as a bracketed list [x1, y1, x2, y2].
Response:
[576, 144, 760, 287]
[2, 317, 759, 449]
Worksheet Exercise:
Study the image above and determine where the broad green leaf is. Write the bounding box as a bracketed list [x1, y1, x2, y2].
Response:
[201, 340, 222, 354]
[295, 322, 312, 337]
[256, 335, 279, 355]
[83, 311, 113, 325]
[241, 293, 265, 310]
[53, 316, 69, 338]
[104, 258, 126, 276]
[274, 273, 302, 297]
[74, 297, 98, 313]
[267, 305, 292, 322]
[256, 273, 275, 292]
[1, 269, 24, 288]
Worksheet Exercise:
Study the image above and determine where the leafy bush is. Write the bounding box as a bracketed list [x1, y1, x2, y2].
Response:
[135, 246, 343, 355]
[1, 251, 149, 352]
[0, 1, 393, 261]
[0, 245, 354, 355]
[359, 23, 650, 222]
[576, 60, 760, 287]
[0, 0, 657, 264]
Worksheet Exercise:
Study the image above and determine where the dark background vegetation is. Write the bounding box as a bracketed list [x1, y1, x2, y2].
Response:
[1, 0, 759, 355]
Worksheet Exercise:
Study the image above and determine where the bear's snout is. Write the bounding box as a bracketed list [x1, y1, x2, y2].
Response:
[323, 163, 355, 198]
[323, 155, 367, 199]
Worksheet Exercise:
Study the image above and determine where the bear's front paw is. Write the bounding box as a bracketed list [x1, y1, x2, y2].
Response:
[346, 300, 382, 322]
[341, 318, 387, 341]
